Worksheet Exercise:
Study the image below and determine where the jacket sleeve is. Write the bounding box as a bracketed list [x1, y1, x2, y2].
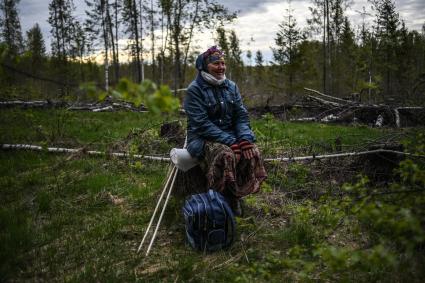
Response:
[232, 84, 256, 142]
[184, 86, 236, 146]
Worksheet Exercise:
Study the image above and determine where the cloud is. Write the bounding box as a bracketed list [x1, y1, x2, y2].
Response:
[17, 0, 425, 62]
[397, 0, 425, 30]
[20, 0, 50, 38]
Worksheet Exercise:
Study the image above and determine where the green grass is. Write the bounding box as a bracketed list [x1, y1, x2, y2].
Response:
[252, 115, 399, 156]
[1, 108, 397, 155]
[0, 109, 172, 151]
[0, 151, 169, 281]
[1, 109, 423, 282]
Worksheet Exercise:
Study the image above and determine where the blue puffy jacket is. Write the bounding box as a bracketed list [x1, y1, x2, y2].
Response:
[184, 74, 255, 158]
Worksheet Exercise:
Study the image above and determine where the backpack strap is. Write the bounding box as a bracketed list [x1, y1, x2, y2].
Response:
[209, 190, 236, 247]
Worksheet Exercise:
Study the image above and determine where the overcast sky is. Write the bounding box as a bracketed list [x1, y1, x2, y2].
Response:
[19, 0, 425, 63]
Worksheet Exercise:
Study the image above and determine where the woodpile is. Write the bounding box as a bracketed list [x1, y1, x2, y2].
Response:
[249, 88, 425, 127]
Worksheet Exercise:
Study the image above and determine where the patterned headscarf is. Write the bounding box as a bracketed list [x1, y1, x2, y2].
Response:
[195, 46, 225, 72]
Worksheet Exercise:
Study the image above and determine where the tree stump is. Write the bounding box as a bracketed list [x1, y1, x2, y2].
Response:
[160, 121, 185, 147]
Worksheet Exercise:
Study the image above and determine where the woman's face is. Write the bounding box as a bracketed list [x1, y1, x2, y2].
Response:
[207, 60, 226, 80]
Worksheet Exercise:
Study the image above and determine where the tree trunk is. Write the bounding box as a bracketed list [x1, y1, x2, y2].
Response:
[132, 0, 142, 83]
[326, 0, 331, 95]
[106, 0, 118, 84]
[172, 0, 183, 93]
[150, 0, 156, 82]
[114, 0, 120, 81]
[138, 0, 145, 81]
[101, 0, 109, 91]
[182, 0, 200, 87]
[322, 0, 327, 95]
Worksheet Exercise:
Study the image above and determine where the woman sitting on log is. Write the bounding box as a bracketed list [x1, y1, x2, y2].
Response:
[183, 46, 267, 216]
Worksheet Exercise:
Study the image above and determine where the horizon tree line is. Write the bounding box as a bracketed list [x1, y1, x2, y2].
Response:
[0, 0, 424, 106]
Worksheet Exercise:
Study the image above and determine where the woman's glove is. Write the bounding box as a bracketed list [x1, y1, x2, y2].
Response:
[230, 143, 241, 163]
[239, 140, 255, 160]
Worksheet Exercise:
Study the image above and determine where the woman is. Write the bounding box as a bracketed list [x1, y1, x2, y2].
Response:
[183, 46, 267, 216]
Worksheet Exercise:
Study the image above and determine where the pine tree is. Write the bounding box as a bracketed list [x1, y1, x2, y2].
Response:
[216, 27, 229, 56]
[26, 23, 45, 58]
[255, 50, 263, 66]
[0, 0, 23, 55]
[395, 22, 425, 104]
[70, 20, 88, 81]
[25, 23, 45, 72]
[336, 17, 357, 95]
[255, 50, 266, 104]
[372, 0, 400, 99]
[228, 30, 243, 82]
[272, 2, 304, 97]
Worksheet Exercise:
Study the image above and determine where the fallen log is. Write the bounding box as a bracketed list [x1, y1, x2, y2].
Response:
[0, 100, 148, 112]
[1, 144, 169, 161]
[264, 149, 423, 162]
[2, 143, 423, 163]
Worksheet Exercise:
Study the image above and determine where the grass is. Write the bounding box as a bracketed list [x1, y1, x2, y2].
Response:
[252, 114, 399, 157]
[1, 109, 423, 282]
[0, 109, 171, 151]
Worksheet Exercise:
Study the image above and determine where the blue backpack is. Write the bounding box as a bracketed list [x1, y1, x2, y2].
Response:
[182, 189, 236, 252]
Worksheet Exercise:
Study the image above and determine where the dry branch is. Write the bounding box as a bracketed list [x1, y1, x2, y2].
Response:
[306, 95, 342, 107]
[304, 87, 355, 104]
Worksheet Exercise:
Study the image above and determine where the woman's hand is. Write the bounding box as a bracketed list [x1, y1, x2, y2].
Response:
[239, 140, 255, 160]
[230, 143, 241, 163]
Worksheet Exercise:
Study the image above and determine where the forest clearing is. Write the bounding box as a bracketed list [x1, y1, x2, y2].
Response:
[1, 108, 424, 281]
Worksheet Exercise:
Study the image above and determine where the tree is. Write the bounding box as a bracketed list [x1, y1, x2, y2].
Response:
[308, 0, 351, 95]
[246, 50, 252, 66]
[48, 0, 77, 96]
[372, 0, 400, 99]
[25, 23, 45, 73]
[148, 0, 156, 81]
[85, 0, 121, 89]
[272, 2, 304, 97]
[395, 22, 425, 104]
[166, 0, 236, 91]
[335, 17, 357, 95]
[215, 28, 243, 82]
[25, 23, 45, 59]
[48, 0, 76, 62]
[216, 27, 229, 57]
[0, 0, 23, 55]
[308, 0, 329, 93]
[255, 50, 266, 104]
[69, 21, 89, 81]
[122, 0, 143, 83]
[228, 30, 243, 82]
[255, 50, 263, 67]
